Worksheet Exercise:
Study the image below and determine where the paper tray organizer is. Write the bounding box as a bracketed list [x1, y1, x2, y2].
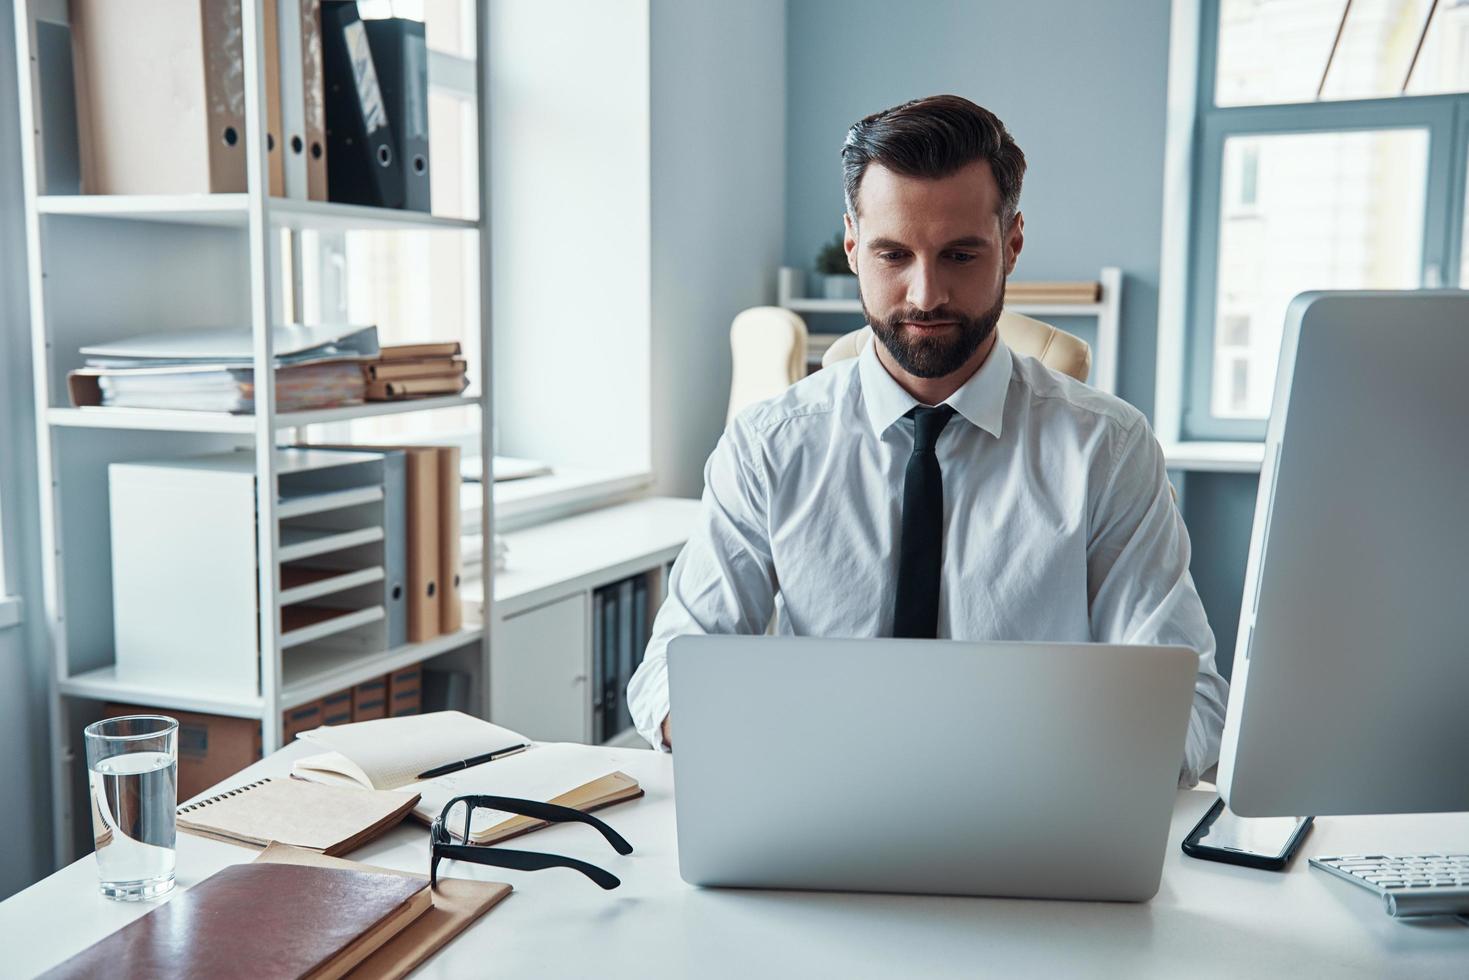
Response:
[109, 448, 393, 704]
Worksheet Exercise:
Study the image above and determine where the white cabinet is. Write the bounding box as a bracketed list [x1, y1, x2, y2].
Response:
[475, 496, 699, 746]
[491, 594, 591, 743]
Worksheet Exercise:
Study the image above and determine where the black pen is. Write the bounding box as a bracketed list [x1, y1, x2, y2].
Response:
[416, 743, 530, 780]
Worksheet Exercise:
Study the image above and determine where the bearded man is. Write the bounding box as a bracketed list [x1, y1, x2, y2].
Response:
[628, 94, 1227, 786]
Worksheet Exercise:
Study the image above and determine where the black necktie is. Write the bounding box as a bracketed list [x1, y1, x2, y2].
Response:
[892, 405, 955, 639]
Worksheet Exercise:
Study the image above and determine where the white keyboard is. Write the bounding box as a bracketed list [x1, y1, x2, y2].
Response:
[1310, 853, 1469, 918]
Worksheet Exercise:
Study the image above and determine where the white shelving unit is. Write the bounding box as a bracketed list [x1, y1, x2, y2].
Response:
[11, 0, 494, 862]
[777, 266, 1124, 394]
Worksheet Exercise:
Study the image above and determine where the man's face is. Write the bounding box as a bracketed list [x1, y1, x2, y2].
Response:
[845, 160, 1024, 380]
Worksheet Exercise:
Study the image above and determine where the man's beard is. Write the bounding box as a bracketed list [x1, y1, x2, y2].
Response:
[863, 280, 1005, 379]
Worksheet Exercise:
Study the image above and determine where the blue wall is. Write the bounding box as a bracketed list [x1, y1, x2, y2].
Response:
[785, 0, 1259, 671]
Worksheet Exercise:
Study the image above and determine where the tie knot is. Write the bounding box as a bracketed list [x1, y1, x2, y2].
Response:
[909, 405, 955, 452]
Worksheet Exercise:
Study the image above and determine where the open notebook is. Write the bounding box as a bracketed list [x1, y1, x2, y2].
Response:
[291, 712, 642, 843]
[176, 777, 420, 855]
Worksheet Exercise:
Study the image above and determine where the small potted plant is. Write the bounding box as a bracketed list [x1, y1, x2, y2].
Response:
[814, 232, 859, 300]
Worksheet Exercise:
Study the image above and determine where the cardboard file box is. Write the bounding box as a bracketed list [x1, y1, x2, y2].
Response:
[387, 665, 421, 717]
[352, 677, 388, 721]
[321, 688, 353, 727]
[282, 700, 323, 742]
[103, 703, 262, 802]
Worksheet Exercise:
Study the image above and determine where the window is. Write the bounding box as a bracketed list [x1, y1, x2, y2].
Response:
[1184, 0, 1469, 439]
[305, 0, 482, 446]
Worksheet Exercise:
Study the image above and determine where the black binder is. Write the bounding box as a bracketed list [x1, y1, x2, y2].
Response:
[322, 1, 403, 208]
[364, 17, 431, 213]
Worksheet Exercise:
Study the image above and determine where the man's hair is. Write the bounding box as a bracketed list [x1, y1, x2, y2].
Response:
[841, 94, 1026, 228]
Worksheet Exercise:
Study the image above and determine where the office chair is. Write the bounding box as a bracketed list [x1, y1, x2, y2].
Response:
[727, 306, 809, 425]
[818, 312, 1177, 554]
[821, 311, 1092, 382]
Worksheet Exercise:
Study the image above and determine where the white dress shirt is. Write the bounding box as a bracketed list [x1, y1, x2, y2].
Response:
[628, 337, 1228, 785]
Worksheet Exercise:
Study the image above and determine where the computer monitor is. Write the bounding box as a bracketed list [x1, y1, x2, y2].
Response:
[1218, 290, 1469, 818]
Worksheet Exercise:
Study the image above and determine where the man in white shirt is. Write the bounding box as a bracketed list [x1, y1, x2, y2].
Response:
[628, 94, 1227, 784]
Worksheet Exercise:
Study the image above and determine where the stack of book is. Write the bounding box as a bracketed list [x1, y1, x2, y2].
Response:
[362, 342, 470, 401]
[67, 324, 377, 414]
[1007, 280, 1102, 304]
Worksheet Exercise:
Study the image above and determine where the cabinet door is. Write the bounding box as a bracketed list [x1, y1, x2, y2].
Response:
[491, 593, 590, 743]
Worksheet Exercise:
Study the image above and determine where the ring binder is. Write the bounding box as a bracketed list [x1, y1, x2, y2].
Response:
[177, 777, 273, 813]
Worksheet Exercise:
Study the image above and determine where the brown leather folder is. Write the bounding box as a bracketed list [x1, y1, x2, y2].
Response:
[255, 843, 512, 980]
[40, 863, 430, 980]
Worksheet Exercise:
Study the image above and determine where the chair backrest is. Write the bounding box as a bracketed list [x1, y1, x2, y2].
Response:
[727, 306, 808, 425]
[820, 310, 1092, 383]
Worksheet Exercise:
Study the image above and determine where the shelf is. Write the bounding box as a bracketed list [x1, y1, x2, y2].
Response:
[1162, 441, 1266, 473]
[781, 297, 1105, 317]
[58, 668, 264, 719]
[37, 194, 480, 232]
[478, 467, 655, 531]
[278, 525, 383, 563]
[57, 627, 483, 718]
[280, 627, 484, 710]
[278, 566, 385, 606]
[47, 395, 482, 434]
[280, 605, 384, 650]
[489, 496, 701, 617]
[1006, 303, 1106, 317]
[783, 297, 864, 314]
[277, 485, 383, 521]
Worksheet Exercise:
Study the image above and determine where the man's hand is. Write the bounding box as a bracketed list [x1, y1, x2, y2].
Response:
[661, 713, 673, 750]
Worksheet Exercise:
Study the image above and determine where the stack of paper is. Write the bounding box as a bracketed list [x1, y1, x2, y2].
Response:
[290, 711, 642, 843]
[67, 323, 378, 413]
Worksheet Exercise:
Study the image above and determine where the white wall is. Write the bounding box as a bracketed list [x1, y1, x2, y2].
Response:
[489, 0, 652, 473]
[648, 0, 787, 498]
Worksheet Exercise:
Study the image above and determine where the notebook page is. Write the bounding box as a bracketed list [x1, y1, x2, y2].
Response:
[413, 743, 628, 837]
[297, 711, 529, 790]
[291, 752, 375, 790]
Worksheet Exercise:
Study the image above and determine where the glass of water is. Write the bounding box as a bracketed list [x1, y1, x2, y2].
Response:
[84, 715, 179, 900]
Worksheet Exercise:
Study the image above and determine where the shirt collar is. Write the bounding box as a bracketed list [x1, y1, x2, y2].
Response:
[857, 332, 1011, 440]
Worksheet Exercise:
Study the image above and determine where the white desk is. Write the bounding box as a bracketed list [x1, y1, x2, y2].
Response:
[4, 741, 1466, 978]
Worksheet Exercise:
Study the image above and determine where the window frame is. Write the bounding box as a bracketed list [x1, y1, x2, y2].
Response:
[1179, 0, 1469, 442]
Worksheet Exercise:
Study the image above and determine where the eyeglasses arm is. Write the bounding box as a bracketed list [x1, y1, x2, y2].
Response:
[431, 843, 622, 890]
[436, 794, 633, 855]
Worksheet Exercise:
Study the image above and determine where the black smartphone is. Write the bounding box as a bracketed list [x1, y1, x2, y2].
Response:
[1181, 797, 1313, 871]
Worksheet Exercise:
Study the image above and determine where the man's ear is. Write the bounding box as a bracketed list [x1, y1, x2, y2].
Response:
[1004, 212, 1025, 276]
[843, 212, 859, 275]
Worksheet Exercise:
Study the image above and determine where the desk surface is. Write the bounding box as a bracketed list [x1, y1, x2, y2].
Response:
[4, 742, 1466, 979]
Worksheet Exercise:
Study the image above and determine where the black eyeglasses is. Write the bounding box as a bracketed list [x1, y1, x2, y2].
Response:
[429, 794, 633, 890]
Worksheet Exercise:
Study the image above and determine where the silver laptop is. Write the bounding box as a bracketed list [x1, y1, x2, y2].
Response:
[668, 636, 1198, 902]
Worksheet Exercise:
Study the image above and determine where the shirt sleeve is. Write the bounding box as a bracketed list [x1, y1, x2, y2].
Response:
[1086, 415, 1230, 788]
[626, 419, 777, 750]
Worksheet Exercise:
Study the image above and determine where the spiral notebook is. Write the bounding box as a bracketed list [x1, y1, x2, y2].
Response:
[176, 776, 420, 856]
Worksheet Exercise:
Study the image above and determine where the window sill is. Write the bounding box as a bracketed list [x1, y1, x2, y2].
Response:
[0, 596, 22, 631]
[1162, 441, 1265, 473]
[463, 468, 657, 533]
